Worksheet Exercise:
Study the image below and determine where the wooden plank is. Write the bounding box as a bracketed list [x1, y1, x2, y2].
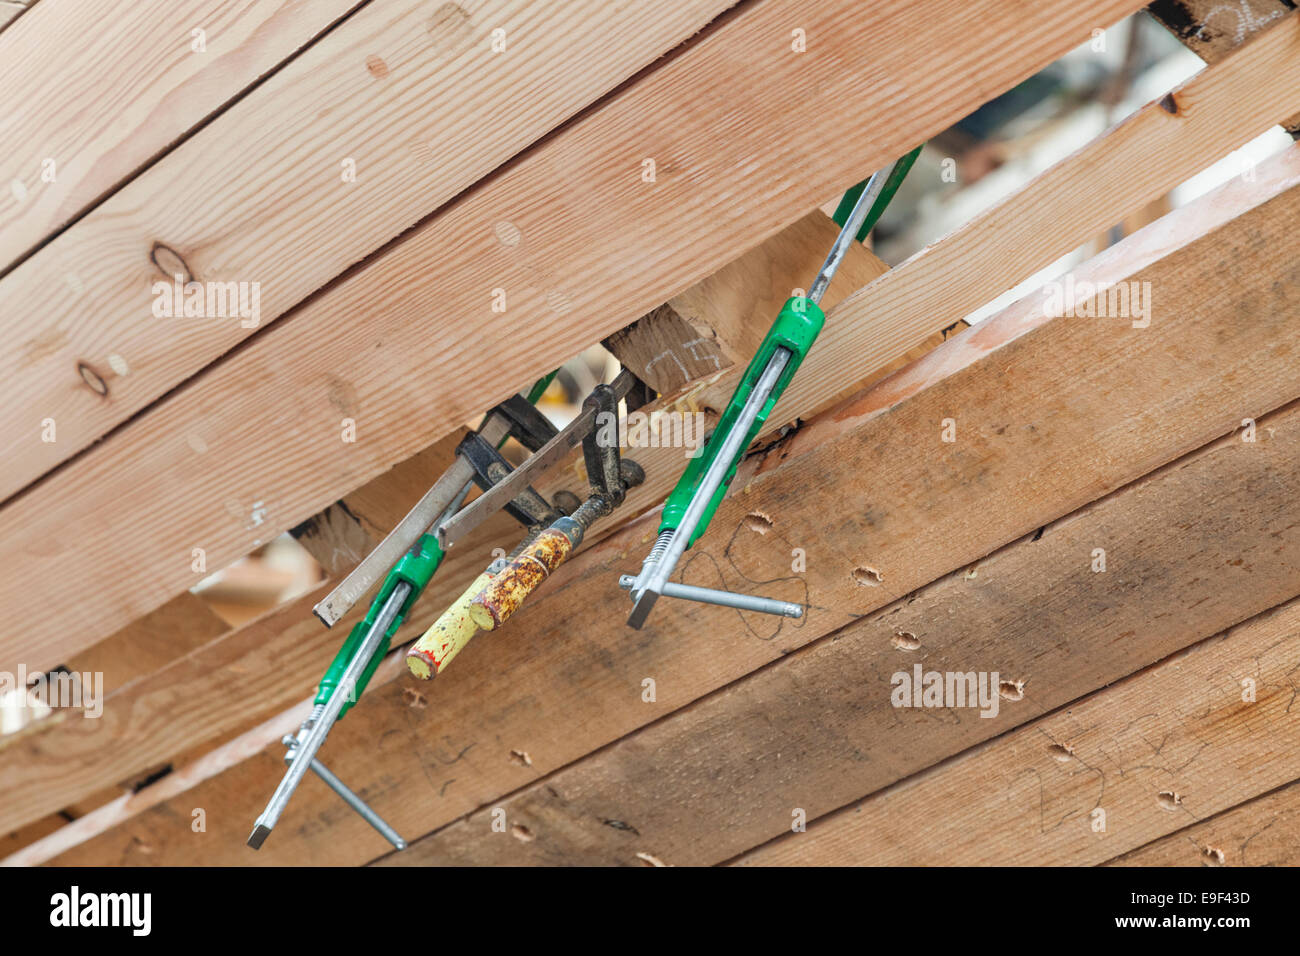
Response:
[2, 698, 311, 867]
[604, 211, 892, 393]
[1148, 0, 1295, 58]
[0, 0, 363, 270]
[0, 586, 334, 837]
[0, 0, 740, 501]
[0, 811, 64, 861]
[1109, 779, 1300, 867]
[739, 596, 1300, 866]
[12, 0, 1257, 676]
[0, 1, 31, 33]
[39, 154, 1300, 865]
[385, 399, 1300, 866]
[1148, 0, 1300, 132]
[63, 592, 228, 696]
[539, 21, 1300, 529]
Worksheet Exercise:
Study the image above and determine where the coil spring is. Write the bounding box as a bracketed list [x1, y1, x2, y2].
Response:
[643, 528, 675, 568]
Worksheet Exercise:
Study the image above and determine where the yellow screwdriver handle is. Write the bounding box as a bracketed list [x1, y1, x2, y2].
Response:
[406, 570, 494, 679]
[469, 529, 573, 631]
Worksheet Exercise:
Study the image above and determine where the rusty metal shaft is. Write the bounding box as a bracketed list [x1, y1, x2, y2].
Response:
[470, 459, 644, 631]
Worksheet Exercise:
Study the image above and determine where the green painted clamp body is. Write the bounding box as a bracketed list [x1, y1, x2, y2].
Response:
[315, 532, 444, 717]
[661, 296, 825, 546]
[311, 369, 554, 720]
[832, 144, 923, 242]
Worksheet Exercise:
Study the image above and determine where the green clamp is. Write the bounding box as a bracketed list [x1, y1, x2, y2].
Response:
[315, 532, 444, 718]
[831, 144, 923, 242]
[661, 296, 825, 545]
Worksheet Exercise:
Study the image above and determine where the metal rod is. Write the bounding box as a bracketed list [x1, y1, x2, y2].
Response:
[307, 756, 406, 850]
[626, 348, 791, 628]
[807, 161, 897, 305]
[313, 412, 510, 627]
[435, 370, 637, 549]
[248, 581, 410, 849]
[618, 575, 801, 618]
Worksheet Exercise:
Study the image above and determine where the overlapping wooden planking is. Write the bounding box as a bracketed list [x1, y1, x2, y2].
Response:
[0, 582, 339, 838]
[604, 212, 892, 392]
[1148, 0, 1300, 131]
[38, 154, 1300, 865]
[0, 428, 496, 837]
[385, 399, 1300, 865]
[740, 596, 1300, 865]
[0, 0, 739, 500]
[1109, 780, 1300, 867]
[0, 0, 1148, 675]
[11, 28, 1298, 852]
[537, 21, 1300, 528]
[0, 209, 900, 838]
[63, 592, 229, 696]
[0, 0, 366, 273]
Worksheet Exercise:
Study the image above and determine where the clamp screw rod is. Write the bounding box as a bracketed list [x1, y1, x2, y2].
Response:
[627, 348, 790, 628]
[248, 581, 409, 849]
[808, 160, 897, 305]
[619, 575, 801, 618]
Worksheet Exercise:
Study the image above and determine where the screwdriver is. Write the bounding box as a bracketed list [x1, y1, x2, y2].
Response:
[625, 151, 916, 629]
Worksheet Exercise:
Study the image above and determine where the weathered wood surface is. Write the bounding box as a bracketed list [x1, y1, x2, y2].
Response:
[0, 0, 1147, 676]
[387, 399, 1300, 865]
[38, 152, 1300, 865]
[1109, 779, 1300, 867]
[740, 596, 1300, 865]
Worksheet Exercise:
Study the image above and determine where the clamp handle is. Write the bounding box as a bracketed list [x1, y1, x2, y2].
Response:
[405, 569, 495, 679]
[469, 524, 576, 631]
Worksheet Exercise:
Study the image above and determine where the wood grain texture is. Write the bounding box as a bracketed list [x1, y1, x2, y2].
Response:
[766, 12, 1300, 457]
[1109, 779, 1300, 866]
[0, 212, 916, 837]
[1149, 0, 1295, 58]
[604, 304, 734, 395]
[0, 0, 1145, 675]
[0, 0, 362, 270]
[604, 211, 891, 393]
[0, 0, 738, 500]
[740, 595, 1300, 866]
[0, 812, 64, 862]
[386, 400, 1300, 866]
[0, 428, 509, 837]
[2, 698, 311, 867]
[289, 502, 376, 577]
[0, 1, 31, 33]
[0, 584, 335, 838]
[62, 591, 229, 696]
[669, 209, 890, 365]
[1148, 0, 1300, 130]
[40, 157, 1300, 866]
